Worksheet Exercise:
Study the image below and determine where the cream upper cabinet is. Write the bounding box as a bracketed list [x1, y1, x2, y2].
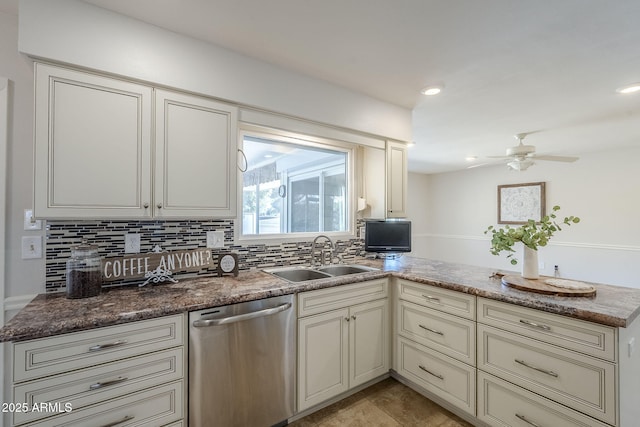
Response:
[34, 63, 153, 218]
[34, 63, 238, 219]
[361, 146, 386, 219]
[386, 140, 408, 218]
[154, 90, 237, 218]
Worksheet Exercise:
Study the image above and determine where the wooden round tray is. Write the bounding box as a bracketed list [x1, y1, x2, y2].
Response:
[501, 275, 596, 297]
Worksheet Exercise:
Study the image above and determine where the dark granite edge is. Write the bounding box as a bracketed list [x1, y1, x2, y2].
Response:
[2, 258, 639, 342]
[394, 272, 634, 328]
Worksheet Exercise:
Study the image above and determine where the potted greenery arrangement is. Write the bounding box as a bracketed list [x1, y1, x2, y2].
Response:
[484, 205, 580, 279]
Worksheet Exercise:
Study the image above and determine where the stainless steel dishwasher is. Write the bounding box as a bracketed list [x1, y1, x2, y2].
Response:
[189, 294, 295, 427]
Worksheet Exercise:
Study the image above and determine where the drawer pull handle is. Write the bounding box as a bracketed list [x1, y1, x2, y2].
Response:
[515, 413, 542, 427]
[100, 415, 135, 427]
[89, 376, 129, 390]
[89, 339, 128, 352]
[418, 364, 444, 380]
[421, 295, 441, 304]
[514, 359, 558, 377]
[519, 319, 551, 331]
[418, 324, 444, 336]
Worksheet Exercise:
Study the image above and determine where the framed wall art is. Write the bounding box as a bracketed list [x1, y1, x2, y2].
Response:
[497, 182, 545, 224]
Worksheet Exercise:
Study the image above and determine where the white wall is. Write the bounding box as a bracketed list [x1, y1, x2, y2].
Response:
[0, 10, 41, 309]
[18, 0, 411, 142]
[407, 147, 640, 288]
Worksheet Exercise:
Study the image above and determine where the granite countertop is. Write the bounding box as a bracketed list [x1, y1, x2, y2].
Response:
[2, 256, 640, 342]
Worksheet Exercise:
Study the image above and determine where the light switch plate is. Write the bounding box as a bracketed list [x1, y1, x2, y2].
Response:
[22, 236, 43, 259]
[24, 209, 42, 230]
[207, 231, 225, 248]
[124, 233, 141, 254]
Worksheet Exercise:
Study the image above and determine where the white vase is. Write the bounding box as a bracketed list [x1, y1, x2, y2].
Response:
[522, 246, 539, 279]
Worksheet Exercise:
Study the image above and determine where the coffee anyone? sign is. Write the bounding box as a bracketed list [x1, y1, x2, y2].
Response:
[102, 247, 213, 286]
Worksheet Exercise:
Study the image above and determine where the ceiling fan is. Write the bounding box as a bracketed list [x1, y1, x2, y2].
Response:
[486, 133, 579, 171]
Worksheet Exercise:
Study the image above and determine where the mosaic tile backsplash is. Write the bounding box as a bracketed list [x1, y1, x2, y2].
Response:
[46, 219, 365, 293]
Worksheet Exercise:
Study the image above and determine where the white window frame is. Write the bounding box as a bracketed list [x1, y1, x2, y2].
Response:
[237, 124, 356, 244]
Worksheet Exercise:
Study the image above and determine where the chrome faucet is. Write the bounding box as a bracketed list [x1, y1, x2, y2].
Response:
[311, 235, 335, 266]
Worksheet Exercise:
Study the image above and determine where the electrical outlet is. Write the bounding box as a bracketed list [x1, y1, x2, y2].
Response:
[24, 209, 42, 230]
[206, 231, 225, 248]
[124, 233, 141, 254]
[22, 236, 43, 259]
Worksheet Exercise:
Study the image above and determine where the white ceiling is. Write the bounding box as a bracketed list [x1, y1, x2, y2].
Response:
[3, 0, 640, 173]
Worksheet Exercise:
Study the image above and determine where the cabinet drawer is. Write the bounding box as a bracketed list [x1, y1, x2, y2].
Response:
[397, 300, 475, 365]
[13, 348, 183, 425]
[25, 380, 183, 426]
[397, 280, 475, 320]
[397, 336, 475, 416]
[298, 279, 388, 317]
[478, 297, 616, 361]
[477, 371, 610, 427]
[478, 324, 616, 425]
[14, 315, 184, 382]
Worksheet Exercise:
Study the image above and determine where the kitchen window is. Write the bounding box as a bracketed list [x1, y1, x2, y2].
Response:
[240, 129, 353, 240]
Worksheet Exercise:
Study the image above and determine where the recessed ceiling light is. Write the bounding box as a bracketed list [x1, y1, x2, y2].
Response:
[421, 85, 443, 96]
[465, 156, 477, 162]
[616, 83, 640, 94]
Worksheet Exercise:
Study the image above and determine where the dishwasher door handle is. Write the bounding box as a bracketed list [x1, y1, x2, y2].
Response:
[192, 302, 292, 327]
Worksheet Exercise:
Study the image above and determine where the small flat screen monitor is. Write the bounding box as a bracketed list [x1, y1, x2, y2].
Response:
[364, 220, 411, 253]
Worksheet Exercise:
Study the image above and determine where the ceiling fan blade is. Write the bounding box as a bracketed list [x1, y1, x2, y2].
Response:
[487, 155, 511, 159]
[467, 163, 490, 169]
[467, 161, 505, 169]
[533, 155, 579, 162]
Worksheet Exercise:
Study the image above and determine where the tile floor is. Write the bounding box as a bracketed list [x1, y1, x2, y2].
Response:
[289, 378, 475, 426]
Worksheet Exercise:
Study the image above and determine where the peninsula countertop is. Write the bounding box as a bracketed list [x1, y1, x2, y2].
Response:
[2, 256, 640, 342]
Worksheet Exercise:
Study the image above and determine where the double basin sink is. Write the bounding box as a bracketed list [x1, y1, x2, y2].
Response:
[263, 264, 379, 283]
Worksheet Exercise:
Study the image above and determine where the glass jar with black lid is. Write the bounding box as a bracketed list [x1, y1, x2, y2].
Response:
[66, 241, 102, 298]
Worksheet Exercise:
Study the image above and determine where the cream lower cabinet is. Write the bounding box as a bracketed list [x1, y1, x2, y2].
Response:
[395, 279, 476, 417]
[34, 62, 238, 219]
[10, 314, 186, 426]
[297, 279, 389, 412]
[477, 297, 640, 427]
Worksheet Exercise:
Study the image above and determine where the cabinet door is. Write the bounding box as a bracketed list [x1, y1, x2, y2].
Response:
[155, 90, 238, 217]
[362, 146, 386, 219]
[298, 308, 349, 411]
[386, 140, 408, 218]
[350, 299, 389, 388]
[34, 63, 152, 218]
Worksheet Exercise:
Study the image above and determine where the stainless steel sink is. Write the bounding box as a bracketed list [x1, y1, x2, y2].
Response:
[316, 264, 379, 276]
[264, 264, 379, 283]
[264, 267, 332, 282]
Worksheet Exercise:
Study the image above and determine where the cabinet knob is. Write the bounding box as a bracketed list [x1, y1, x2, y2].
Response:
[344, 317, 350, 322]
[157, 203, 162, 209]
[143, 203, 149, 209]
[351, 315, 357, 320]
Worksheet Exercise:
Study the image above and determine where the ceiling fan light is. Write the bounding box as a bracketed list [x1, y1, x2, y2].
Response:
[507, 159, 534, 171]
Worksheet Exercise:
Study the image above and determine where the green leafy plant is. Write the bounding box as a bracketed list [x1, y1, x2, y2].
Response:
[484, 205, 580, 265]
